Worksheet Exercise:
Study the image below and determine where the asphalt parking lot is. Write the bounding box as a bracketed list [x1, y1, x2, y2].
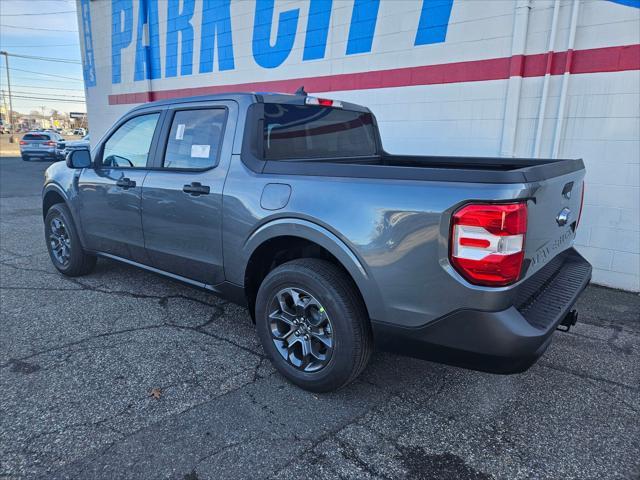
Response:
[1, 156, 639, 480]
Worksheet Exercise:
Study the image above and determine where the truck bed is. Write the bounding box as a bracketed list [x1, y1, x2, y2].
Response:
[261, 154, 585, 184]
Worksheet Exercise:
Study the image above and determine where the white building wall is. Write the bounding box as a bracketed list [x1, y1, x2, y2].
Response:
[77, 0, 640, 291]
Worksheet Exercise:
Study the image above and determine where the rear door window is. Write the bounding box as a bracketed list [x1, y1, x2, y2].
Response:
[162, 109, 226, 169]
[263, 104, 377, 160]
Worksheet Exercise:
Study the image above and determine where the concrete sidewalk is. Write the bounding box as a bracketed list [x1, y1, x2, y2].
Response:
[0, 135, 20, 157]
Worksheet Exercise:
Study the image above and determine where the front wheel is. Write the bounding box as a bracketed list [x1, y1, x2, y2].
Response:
[45, 204, 96, 276]
[255, 258, 372, 392]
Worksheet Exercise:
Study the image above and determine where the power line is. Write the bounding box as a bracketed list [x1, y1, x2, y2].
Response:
[10, 84, 84, 92]
[0, 43, 80, 48]
[10, 90, 85, 98]
[3, 52, 81, 64]
[7, 66, 83, 81]
[0, 10, 76, 16]
[10, 77, 85, 86]
[0, 24, 77, 33]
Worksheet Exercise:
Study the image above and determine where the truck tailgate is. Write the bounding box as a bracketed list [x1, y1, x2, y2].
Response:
[522, 168, 586, 279]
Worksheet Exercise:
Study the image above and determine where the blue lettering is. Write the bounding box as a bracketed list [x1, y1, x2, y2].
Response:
[303, 0, 332, 61]
[606, 0, 640, 7]
[346, 0, 379, 55]
[199, 0, 235, 73]
[166, 0, 195, 77]
[80, 0, 96, 87]
[253, 0, 299, 69]
[111, 0, 133, 84]
[134, 0, 161, 81]
[415, 0, 453, 46]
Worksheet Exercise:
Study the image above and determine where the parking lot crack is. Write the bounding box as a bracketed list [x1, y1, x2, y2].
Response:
[334, 435, 394, 480]
[0, 324, 166, 368]
[48, 371, 272, 479]
[164, 323, 264, 359]
[268, 390, 397, 479]
[584, 379, 639, 414]
[538, 361, 639, 392]
[0, 260, 59, 275]
[191, 439, 249, 470]
[67, 276, 223, 308]
[1, 260, 228, 311]
[1, 286, 85, 292]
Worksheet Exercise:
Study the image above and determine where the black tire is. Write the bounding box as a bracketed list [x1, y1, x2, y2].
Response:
[45, 203, 96, 276]
[255, 258, 372, 392]
[21, 155, 29, 161]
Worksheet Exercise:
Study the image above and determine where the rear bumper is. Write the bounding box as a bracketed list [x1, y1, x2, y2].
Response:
[21, 148, 57, 158]
[372, 248, 592, 373]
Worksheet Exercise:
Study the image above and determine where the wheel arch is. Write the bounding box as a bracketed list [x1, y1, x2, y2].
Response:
[241, 219, 384, 323]
[42, 185, 68, 219]
[42, 184, 88, 249]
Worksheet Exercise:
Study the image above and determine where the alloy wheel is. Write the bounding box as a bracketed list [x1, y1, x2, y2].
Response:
[268, 287, 334, 372]
[49, 217, 71, 266]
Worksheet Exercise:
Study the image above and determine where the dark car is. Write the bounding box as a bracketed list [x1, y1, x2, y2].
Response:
[42, 92, 591, 392]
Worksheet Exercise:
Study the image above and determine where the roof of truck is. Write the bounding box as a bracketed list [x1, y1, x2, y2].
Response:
[130, 91, 370, 113]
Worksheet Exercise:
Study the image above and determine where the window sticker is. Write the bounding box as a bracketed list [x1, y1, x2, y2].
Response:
[191, 144, 210, 158]
[175, 124, 186, 140]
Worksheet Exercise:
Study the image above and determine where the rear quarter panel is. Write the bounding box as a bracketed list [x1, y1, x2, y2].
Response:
[222, 158, 576, 328]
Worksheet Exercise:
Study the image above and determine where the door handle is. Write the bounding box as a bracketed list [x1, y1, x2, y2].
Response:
[116, 177, 136, 189]
[182, 182, 210, 196]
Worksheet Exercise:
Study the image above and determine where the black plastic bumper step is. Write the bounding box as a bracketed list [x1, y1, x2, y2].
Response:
[516, 249, 592, 330]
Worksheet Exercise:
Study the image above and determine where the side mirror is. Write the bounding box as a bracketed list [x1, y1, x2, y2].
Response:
[66, 149, 91, 169]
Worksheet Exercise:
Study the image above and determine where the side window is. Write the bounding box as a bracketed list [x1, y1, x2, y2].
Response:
[101, 113, 160, 168]
[163, 109, 225, 169]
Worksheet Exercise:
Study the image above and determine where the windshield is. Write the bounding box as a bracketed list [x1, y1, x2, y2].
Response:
[263, 104, 377, 160]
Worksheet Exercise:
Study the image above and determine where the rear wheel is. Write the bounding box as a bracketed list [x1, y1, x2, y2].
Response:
[21, 155, 29, 161]
[45, 204, 96, 276]
[255, 258, 372, 392]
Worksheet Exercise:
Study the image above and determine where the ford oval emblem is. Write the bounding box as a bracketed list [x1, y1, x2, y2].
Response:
[556, 207, 571, 226]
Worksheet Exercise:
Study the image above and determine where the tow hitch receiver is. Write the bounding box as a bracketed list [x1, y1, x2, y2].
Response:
[557, 309, 578, 332]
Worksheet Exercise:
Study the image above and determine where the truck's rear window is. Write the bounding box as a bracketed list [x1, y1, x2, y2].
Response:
[263, 104, 377, 160]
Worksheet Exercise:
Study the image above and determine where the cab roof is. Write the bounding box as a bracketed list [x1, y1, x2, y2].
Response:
[130, 91, 370, 113]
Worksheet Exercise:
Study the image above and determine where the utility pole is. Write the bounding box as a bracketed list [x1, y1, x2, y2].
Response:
[0, 51, 16, 142]
[1, 90, 8, 121]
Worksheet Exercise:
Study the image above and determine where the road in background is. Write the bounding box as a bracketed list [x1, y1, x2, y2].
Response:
[0, 156, 638, 479]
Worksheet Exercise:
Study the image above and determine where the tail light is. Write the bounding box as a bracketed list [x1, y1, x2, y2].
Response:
[45, 141, 57, 146]
[576, 181, 585, 229]
[19, 140, 26, 145]
[450, 202, 528, 286]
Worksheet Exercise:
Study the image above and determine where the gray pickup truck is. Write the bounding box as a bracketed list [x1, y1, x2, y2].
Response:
[42, 92, 591, 392]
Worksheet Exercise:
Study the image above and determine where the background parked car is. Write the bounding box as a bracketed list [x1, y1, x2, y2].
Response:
[57, 134, 90, 160]
[20, 131, 63, 162]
